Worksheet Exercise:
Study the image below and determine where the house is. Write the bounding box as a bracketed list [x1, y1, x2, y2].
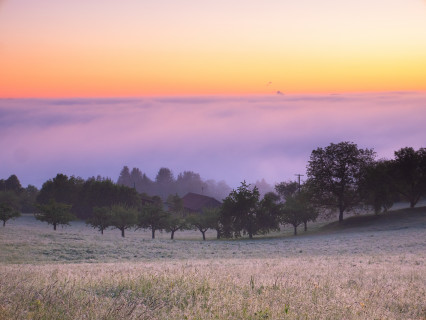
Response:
[182, 192, 222, 214]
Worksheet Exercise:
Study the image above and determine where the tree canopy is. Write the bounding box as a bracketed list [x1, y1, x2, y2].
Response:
[388, 147, 426, 208]
[35, 199, 75, 230]
[306, 141, 375, 222]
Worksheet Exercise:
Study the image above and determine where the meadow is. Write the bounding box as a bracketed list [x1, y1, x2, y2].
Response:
[0, 208, 425, 319]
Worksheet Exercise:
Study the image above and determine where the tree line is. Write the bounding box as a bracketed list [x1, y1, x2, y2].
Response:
[1, 142, 425, 238]
[117, 166, 233, 201]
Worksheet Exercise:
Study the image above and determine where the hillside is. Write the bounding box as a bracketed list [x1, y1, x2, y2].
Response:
[319, 206, 426, 233]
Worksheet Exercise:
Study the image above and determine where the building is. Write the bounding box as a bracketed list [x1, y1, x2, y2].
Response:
[182, 192, 222, 214]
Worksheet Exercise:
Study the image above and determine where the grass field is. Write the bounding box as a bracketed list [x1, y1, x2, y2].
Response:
[0, 206, 425, 319]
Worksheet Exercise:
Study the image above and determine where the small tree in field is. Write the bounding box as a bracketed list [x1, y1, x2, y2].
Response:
[87, 206, 112, 234]
[35, 199, 75, 230]
[0, 191, 21, 227]
[164, 194, 187, 239]
[280, 189, 318, 235]
[110, 204, 137, 237]
[221, 181, 260, 239]
[187, 208, 219, 241]
[138, 196, 168, 239]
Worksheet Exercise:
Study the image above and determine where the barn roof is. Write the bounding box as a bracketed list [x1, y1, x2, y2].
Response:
[182, 192, 222, 212]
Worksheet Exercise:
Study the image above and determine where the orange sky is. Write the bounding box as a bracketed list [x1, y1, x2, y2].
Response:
[1, 0, 426, 97]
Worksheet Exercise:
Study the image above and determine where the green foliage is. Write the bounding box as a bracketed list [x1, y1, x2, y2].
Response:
[275, 181, 298, 199]
[281, 190, 317, 235]
[360, 160, 396, 214]
[138, 197, 168, 239]
[187, 207, 220, 240]
[35, 199, 75, 230]
[86, 206, 113, 234]
[20, 185, 39, 213]
[306, 141, 376, 222]
[221, 181, 260, 238]
[110, 204, 138, 238]
[77, 177, 140, 219]
[0, 191, 21, 227]
[221, 182, 280, 239]
[165, 194, 188, 239]
[37, 174, 140, 219]
[388, 147, 426, 208]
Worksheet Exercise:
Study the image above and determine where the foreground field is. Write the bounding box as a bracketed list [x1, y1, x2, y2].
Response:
[0, 209, 425, 319]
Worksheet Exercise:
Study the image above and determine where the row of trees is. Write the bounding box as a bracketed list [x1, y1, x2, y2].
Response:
[0, 175, 39, 226]
[306, 143, 426, 222]
[117, 167, 233, 201]
[34, 186, 317, 239]
[2, 143, 425, 236]
[36, 174, 140, 220]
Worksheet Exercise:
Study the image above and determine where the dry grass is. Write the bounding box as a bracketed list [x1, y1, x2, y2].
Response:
[0, 211, 425, 319]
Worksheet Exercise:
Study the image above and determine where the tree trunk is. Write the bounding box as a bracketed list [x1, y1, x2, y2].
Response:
[151, 228, 155, 239]
[202, 231, 206, 241]
[293, 225, 297, 236]
[304, 221, 307, 232]
[248, 232, 253, 239]
[101, 229, 104, 235]
[121, 228, 125, 237]
[216, 229, 220, 239]
[171, 230, 175, 240]
[2, 220, 5, 227]
[338, 208, 344, 223]
[410, 200, 416, 208]
[53, 223, 57, 231]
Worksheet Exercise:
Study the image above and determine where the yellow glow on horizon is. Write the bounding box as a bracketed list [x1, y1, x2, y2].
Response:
[1, 0, 426, 97]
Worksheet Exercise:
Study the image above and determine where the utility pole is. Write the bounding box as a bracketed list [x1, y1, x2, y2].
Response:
[294, 174, 304, 193]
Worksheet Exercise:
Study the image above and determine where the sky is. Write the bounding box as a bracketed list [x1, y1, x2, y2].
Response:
[1, 0, 426, 97]
[1, 93, 425, 188]
[0, 1, 425, 188]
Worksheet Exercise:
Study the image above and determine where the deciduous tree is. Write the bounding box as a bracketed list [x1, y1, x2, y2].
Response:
[87, 206, 112, 234]
[388, 147, 426, 208]
[306, 141, 375, 222]
[35, 199, 75, 230]
[110, 204, 138, 237]
[0, 191, 20, 227]
[221, 181, 261, 239]
[138, 197, 168, 239]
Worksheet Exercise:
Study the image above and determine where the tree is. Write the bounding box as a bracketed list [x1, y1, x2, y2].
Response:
[86, 206, 112, 234]
[221, 181, 261, 239]
[110, 204, 138, 237]
[275, 181, 299, 200]
[20, 185, 39, 213]
[187, 208, 219, 241]
[176, 171, 206, 196]
[360, 160, 396, 214]
[155, 168, 176, 200]
[388, 147, 426, 208]
[35, 199, 75, 230]
[138, 196, 168, 239]
[164, 194, 187, 240]
[0, 191, 21, 227]
[281, 188, 318, 235]
[117, 166, 132, 187]
[36, 174, 84, 215]
[5, 175, 23, 194]
[306, 142, 375, 222]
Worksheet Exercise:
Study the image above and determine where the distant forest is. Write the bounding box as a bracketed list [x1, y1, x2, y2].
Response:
[116, 166, 274, 201]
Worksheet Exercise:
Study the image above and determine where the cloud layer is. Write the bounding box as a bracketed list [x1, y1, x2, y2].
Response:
[1, 92, 425, 188]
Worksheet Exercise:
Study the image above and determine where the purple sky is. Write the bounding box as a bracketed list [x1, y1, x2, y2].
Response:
[1, 92, 425, 189]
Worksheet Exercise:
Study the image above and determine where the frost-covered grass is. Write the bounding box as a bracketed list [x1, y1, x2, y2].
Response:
[0, 210, 425, 319]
